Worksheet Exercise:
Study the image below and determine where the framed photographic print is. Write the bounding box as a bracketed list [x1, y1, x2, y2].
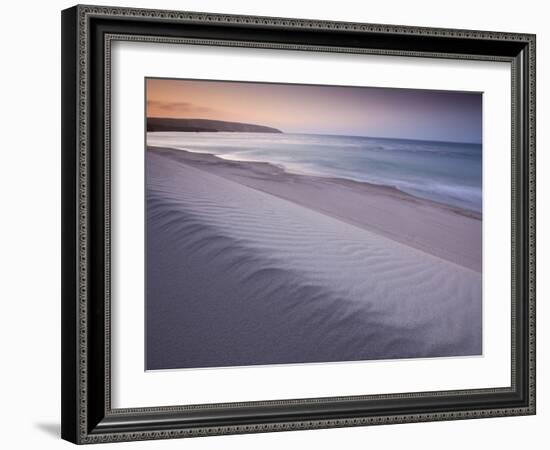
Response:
[61, 4, 536, 444]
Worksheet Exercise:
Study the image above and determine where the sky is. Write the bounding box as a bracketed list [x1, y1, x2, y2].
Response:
[146, 78, 482, 144]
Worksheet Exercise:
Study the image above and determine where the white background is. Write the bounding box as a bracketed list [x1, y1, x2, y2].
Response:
[0, 0, 546, 449]
[113, 42, 511, 408]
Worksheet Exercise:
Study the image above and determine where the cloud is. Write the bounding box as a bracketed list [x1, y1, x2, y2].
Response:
[147, 100, 216, 116]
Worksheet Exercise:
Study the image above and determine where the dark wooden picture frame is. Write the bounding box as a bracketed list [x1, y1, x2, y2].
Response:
[61, 4, 536, 444]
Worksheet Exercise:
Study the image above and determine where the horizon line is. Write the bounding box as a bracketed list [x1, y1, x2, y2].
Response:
[146, 116, 482, 146]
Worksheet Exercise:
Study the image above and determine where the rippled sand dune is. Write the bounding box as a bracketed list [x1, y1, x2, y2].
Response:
[146, 148, 482, 370]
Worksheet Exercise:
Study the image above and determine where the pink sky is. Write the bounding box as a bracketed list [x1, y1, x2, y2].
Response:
[146, 78, 482, 142]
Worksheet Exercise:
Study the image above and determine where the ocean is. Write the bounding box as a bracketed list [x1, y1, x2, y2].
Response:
[147, 132, 482, 213]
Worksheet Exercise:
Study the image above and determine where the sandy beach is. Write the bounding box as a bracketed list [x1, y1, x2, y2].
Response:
[149, 146, 482, 271]
[146, 146, 482, 370]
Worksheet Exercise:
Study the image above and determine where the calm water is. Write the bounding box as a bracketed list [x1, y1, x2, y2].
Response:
[147, 132, 482, 213]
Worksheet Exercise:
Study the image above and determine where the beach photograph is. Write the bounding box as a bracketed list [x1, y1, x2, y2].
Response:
[145, 78, 483, 371]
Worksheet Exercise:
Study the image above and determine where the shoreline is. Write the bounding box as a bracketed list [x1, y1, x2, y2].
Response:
[148, 145, 481, 219]
[147, 146, 482, 272]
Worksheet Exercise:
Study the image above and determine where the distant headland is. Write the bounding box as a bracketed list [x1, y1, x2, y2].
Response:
[147, 118, 283, 133]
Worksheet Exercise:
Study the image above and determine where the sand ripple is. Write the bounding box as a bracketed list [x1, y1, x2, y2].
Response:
[146, 150, 482, 370]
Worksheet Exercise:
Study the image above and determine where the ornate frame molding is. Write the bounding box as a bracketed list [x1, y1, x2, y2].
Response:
[62, 5, 536, 444]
